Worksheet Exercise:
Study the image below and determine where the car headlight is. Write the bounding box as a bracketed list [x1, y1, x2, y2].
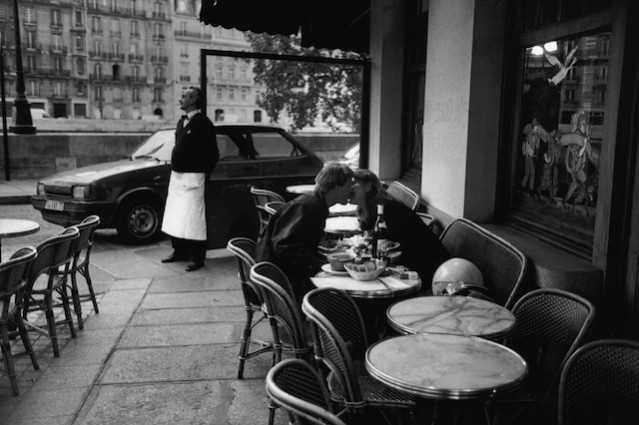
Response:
[72, 185, 94, 200]
[37, 182, 45, 195]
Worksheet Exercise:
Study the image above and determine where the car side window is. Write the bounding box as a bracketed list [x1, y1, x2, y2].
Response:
[252, 132, 300, 158]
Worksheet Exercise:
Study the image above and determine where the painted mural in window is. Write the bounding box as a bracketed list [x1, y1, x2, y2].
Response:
[513, 32, 608, 245]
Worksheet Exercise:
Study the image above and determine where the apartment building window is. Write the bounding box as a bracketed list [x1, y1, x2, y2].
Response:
[75, 36, 84, 52]
[52, 35, 62, 52]
[154, 23, 163, 37]
[216, 67, 222, 80]
[241, 88, 247, 101]
[77, 83, 85, 96]
[180, 44, 188, 58]
[154, 1, 163, 16]
[176, 0, 189, 14]
[131, 20, 139, 36]
[54, 57, 64, 73]
[130, 0, 138, 14]
[26, 56, 36, 72]
[74, 10, 83, 27]
[111, 19, 121, 35]
[132, 87, 141, 102]
[26, 31, 36, 49]
[228, 66, 235, 80]
[253, 110, 262, 123]
[94, 63, 102, 79]
[153, 88, 163, 102]
[240, 68, 247, 80]
[216, 87, 222, 100]
[77, 58, 85, 76]
[24, 6, 36, 24]
[109, 0, 118, 12]
[112, 42, 121, 57]
[0, 4, 7, 20]
[0, 30, 4, 47]
[113, 64, 120, 80]
[94, 86, 103, 101]
[132, 65, 139, 80]
[51, 9, 62, 27]
[92, 16, 102, 33]
[180, 22, 187, 34]
[53, 81, 63, 97]
[229, 88, 235, 100]
[130, 43, 139, 56]
[94, 40, 102, 55]
[27, 81, 39, 97]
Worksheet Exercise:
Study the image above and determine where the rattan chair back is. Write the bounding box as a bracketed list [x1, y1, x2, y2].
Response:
[250, 261, 296, 304]
[386, 181, 420, 211]
[439, 218, 529, 308]
[558, 339, 639, 425]
[227, 237, 261, 306]
[266, 358, 347, 425]
[250, 186, 285, 235]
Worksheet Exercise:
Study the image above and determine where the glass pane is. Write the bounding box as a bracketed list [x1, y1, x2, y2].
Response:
[512, 32, 610, 247]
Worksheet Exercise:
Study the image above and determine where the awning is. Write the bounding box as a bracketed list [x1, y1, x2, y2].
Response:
[199, 0, 370, 53]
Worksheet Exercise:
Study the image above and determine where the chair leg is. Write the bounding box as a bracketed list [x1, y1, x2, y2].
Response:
[45, 294, 61, 358]
[1, 324, 20, 396]
[58, 285, 77, 339]
[267, 399, 278, 425]
[80, 264, 99, 314]
[237, 308, 254, 379]
[70, 272, 84, 330]
[15, 316, 39, 370]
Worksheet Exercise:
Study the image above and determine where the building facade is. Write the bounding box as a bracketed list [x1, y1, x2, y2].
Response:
[0, 0, 265, 123]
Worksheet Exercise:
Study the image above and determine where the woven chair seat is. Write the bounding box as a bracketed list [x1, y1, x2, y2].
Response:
[327, 371, 416, 408]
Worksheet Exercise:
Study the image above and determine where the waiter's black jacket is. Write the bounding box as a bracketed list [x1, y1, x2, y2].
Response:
[171, 113, 219, 174]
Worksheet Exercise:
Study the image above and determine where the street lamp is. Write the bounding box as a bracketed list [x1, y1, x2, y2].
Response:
[9, 0, 35, 134]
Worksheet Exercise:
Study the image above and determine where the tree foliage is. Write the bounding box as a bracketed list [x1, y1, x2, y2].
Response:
[245, 32, 365, 132]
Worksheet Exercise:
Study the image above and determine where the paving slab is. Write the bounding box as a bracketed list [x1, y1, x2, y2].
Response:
[99, 345, 272, 384]
[118, 322, 239, 347]
[130, 306, 244, 325]
[140, 291, 243, 309]
[5, 387, 89, 421]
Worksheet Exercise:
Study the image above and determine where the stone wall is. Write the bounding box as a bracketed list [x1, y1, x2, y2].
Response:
[0, 131, 358, 180]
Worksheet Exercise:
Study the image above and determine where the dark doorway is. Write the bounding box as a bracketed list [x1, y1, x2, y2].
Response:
[53, 103, 67, 118]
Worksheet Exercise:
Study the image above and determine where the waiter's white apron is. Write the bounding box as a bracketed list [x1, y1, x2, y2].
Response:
[161, 171, 207, 240]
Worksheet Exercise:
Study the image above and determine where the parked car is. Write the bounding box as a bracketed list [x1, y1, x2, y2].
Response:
[336, 143, 359, 169]
[31, 125, 324, 247]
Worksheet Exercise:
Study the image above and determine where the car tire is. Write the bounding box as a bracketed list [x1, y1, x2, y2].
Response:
[116, 197, 164, 245]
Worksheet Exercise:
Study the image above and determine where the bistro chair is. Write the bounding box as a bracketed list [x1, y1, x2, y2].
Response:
[22, 226, 80, 358]
[0, 247, 39, 396]
[416, 212, 435, 230]
[266, 358, 348, 425]
[558, 339, 639, 425]
[489, 288, 596, 425]
[250, 261, 313, 425]
[264, 201, 285, 216]
[250, 186, 286, 236]
[439, 218, 529, 309]
[64, 215, 101, 329]
[226, 237, 275, 379]
[386, 181, 420, 211]
[302, 288, 416, 425]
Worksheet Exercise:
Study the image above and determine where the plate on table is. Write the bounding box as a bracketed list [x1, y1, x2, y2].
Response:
[321, 264, 349, 275]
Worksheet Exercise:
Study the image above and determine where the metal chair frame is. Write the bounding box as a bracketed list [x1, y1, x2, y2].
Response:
[226, 237, 275, 379]
[0, 247, 39, 396]
[386, 181, 420, 211]
[302, 288, 415, 425]
[266, 358, 348, 425]
[439, 218, 529, 308]
[250, 186, 286, 235]
[558, 338, 639, 425]
[23, 227, 80, 357]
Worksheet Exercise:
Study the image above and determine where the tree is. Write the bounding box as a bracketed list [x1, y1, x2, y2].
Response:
[245, 32, 365, 132]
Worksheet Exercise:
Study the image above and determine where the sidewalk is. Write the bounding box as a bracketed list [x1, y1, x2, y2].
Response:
[0, 231, 288, 424]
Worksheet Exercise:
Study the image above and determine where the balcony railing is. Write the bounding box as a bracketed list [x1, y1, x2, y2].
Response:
[174, 30, 212, 40]
[152, 34, 166, 41]
[128, 54, 144, 62]
[150, 56, 168, 63]
[49, 46, 69, 55]
[89, 51, 109, 59]
[152, 12, 167, 19]
[154, 77, 167, 84]
[125, 76, 144, 83]
[109, 52, 125, 61]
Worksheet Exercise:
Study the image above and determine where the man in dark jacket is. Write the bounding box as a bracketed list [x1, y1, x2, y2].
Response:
[161, 87, 219, 271]
[255, 163, 353, 302]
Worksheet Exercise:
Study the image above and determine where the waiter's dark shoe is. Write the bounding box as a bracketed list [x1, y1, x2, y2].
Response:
[161, 253, 187, 263]
[185, 261, 204, 272]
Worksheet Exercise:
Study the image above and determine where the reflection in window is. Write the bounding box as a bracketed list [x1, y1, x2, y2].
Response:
[512, 32, 609, 247]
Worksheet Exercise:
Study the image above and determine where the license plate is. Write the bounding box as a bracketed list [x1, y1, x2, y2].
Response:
[45, 200, 65, 211]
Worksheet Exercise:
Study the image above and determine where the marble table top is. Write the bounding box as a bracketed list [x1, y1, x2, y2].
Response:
[328, 203, 358, 216]
[311, 272, 421, 299]
[0, 219, 40, 239]
[366, 333, 527, 400]
[387, 296, 516, 340]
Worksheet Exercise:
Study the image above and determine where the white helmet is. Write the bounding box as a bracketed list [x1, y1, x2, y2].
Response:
[432, 257, 485, 296]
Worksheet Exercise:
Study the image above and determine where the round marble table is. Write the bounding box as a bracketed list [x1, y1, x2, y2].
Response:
[324, 216, 360, 235]
[328, 202, 358, 216]
[0, 219, 40, 262]
[311, 271, 421, 299]
[387, 296, 516, 340]
[366, 333, 527, 400]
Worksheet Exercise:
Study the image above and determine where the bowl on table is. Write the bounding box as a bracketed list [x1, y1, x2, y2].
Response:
[344, 259, 387, 281]
[326, 251, 357, 272]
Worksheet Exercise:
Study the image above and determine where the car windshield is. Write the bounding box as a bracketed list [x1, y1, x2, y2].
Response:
[130, 130, 175, 161]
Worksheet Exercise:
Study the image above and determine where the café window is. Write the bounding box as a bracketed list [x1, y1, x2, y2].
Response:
[505, 1, 611, 257]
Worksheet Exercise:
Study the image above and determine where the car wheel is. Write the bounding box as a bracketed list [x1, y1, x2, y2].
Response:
[116, 198, 163, 245]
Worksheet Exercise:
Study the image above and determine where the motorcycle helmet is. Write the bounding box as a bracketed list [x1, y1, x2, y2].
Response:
[431, 257, 485, 296]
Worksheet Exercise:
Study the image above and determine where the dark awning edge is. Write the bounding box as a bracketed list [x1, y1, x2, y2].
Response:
[199, 0, 370, 54]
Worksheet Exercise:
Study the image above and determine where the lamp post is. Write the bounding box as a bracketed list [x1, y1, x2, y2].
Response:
[9, 0, 35, 134]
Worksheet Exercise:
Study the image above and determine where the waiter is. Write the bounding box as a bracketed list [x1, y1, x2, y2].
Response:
[161, 87, 219, 271]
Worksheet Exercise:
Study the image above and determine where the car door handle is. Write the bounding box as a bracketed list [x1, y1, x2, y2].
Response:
[153, 175, 163, 181]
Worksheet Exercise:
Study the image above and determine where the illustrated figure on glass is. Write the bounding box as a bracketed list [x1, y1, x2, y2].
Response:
[521, 118, 549, 193]
[539, 130, 562, 199]
[560, 113, 597, 213]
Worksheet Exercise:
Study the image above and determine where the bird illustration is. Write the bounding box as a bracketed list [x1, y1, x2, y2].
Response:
[544, 41, 580, 86]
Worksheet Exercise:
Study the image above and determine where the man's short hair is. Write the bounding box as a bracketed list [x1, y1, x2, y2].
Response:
[315, 163, 354, 193]
[188, 86, 204, 109]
